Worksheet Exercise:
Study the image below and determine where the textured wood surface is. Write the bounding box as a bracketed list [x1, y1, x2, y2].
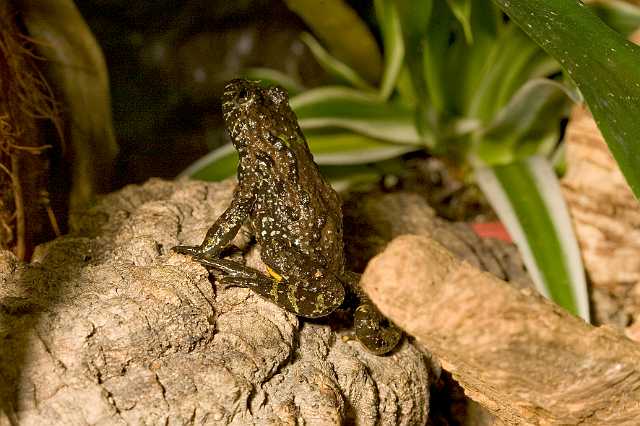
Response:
[0, 180, 433, 425]
[362, 235, 640, 425]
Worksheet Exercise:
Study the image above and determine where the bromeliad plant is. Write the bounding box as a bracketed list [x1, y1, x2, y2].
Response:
[181, 0, 640, 322]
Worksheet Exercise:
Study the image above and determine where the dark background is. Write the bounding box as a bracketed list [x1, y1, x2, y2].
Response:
[75, 0, 339, 186]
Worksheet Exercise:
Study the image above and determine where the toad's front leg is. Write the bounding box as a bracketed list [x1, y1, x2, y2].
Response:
[173, 187, 254, 260]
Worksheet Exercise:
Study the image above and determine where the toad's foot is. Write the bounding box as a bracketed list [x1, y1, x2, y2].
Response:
[173, 245, 206, 257]
[354, 301, 403, 355]
[339, 272, 402, 355]
[173, 244, 229, 264]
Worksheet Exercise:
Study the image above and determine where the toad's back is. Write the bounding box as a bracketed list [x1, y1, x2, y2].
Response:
[222, 79, 344, 274]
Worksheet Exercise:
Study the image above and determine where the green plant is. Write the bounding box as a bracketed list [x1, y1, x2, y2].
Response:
[180, 0, 640, 321]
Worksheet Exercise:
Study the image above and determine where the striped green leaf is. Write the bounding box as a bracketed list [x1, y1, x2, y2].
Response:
[375, 0, 405, 99]
[178, 143, 238, 181]
[474, 78, 573, 164]
[494, 0, 640, 200]
[290, 87, 423, 144]
[304, 133, 415, 164]
[447, 0, 474, 42]
[179, 132, 414, 181]
[475, 156, 589, 320]
[300, 33, 375, 92]
[284, 0, 383, 83]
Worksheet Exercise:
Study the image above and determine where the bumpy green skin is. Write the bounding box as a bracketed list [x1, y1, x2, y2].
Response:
[174, 79, 401, 355]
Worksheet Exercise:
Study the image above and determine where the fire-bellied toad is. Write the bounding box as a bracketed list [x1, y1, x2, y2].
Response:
[174, 79, 401, 355]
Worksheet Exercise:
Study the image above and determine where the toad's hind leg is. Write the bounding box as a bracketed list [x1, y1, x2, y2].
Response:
[193, 257, 264, 280]
[259, 246, 346, 318]
[219, 274, 344, 318]
[196, 256, 345, 318]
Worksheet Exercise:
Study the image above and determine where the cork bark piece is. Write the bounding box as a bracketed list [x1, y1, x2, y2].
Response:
[361, 234, 640, 425]
[0, 179, 433, 425]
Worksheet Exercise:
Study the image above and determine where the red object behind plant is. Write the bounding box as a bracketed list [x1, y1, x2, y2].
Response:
[471, 221, 512, 243]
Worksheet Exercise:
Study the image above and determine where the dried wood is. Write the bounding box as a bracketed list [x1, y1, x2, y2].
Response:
[361, 234, 640, 425]
[0, 180, 436, 425]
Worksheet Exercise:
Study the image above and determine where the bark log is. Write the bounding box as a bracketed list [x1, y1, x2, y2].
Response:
[0, 180, 436, 425]
[361, 234, 640, 425]
[0, 179, 530, 425]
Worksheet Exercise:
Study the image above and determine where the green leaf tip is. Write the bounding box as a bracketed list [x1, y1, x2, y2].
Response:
[494, 0, 640, 201]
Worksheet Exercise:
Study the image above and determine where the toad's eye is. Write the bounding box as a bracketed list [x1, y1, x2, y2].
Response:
[237, 88, 250, 102]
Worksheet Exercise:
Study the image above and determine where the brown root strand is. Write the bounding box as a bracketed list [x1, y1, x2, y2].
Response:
[0, 5, 63, 258]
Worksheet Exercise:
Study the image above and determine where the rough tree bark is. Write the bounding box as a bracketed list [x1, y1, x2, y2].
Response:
[0, 178, 531, 425]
